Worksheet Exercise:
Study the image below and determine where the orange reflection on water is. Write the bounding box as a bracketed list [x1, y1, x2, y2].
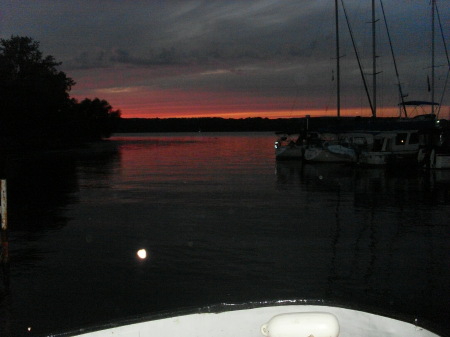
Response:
[112, 133, 274, 186]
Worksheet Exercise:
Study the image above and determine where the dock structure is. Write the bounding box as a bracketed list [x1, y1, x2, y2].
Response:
[1, 179, 9, 288]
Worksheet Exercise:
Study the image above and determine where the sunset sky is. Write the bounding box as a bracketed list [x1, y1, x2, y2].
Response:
[1, 0, 449, 119]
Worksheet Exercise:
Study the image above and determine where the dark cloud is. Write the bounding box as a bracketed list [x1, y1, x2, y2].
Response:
[1, 0, 448, 116]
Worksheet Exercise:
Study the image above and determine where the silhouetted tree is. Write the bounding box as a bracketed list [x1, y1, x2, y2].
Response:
[0, 36, 121, 149]
[72, 98, 121, 140]
[0, 36, 75, 140]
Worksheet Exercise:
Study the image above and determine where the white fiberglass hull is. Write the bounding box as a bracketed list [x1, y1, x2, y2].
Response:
[58, 302, 442, 337]
[359, 151, 390, 165]
[434, 154, 450, 169]
[275, 145, 304, 160]
[430, 150, 450, 169]
[359, 150, 419, 166]
[304, 145, 356, 163]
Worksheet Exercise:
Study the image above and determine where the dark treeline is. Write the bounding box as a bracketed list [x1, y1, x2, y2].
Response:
[115, 116, 412, 133]
[116, 117, 305, 133]
[0, 36, 121, 153]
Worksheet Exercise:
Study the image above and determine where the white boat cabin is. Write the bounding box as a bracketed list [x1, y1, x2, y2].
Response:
[371, 130, 421, 152]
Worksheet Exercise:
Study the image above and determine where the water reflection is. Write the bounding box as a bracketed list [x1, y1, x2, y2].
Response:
[276, 161, 450, 208]
[0, 144, 119, 283]
[0, 141, 120, 336]
[1, 134, 449, 336]
[3, 141, 119, 231]
[275, 160, 450, 331]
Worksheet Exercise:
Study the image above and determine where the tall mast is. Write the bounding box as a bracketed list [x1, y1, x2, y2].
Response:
[335, 0, 341, 118]
[431, 0, 435, 115]
[372, 0, 377, 118]
[341, 0, 374, 115]
[379, 0, 408, 117]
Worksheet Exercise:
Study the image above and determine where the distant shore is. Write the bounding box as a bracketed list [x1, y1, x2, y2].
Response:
[115, 116, 411, 133]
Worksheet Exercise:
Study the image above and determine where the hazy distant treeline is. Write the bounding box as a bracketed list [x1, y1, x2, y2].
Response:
[115, 116, 408, 133]
[115, 117, 306, 133]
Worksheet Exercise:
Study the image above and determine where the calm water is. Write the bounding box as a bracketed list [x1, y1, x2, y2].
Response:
[1, 132, 449, 336]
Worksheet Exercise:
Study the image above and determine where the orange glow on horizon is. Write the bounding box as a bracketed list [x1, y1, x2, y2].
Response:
[72, 86, 436, 119]
[114, 106, 405, 119]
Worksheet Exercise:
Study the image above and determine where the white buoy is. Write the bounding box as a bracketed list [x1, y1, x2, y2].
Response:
[261, 312, 340, 337]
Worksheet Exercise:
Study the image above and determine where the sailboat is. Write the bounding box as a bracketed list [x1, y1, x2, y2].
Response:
[275, 0, 383, 162]
[422, 0, 450, 169]
[302, 0, 377, 164]
[274, 130, 306, 160]
[300, 0, 450, 167]
[358, 0, 450, 168]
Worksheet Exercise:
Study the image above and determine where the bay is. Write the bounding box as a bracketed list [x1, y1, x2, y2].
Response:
[1, 132, 449, 336]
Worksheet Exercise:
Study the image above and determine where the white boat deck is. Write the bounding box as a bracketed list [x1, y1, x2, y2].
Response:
[66, 304, 441, 337]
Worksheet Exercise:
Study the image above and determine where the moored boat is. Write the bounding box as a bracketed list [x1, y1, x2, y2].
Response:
[274, 0, 449, 169]
[303, 131, 373, 163]
[302, 132, 354, 163]
[430, 150, 450, 169]
[303, 142, 357, 163]
[421, 119, 450, 169]
[358, 129, 422, 166]
[274, 132, 305, 160]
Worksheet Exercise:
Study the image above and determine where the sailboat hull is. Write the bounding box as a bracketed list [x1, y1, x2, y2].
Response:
[304, 144, 356, 163]
[275, 145, 304, 160]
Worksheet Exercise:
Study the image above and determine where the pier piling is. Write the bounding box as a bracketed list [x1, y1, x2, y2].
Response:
[1, 179, 9, 288]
